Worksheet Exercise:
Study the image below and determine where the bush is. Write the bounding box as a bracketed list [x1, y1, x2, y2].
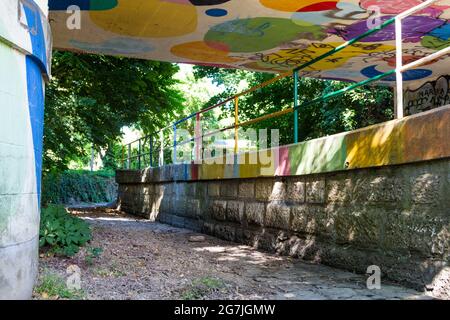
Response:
[41, 170, 117, 206]
[39, 205, 92, 256]
[35, 271, 85, 299]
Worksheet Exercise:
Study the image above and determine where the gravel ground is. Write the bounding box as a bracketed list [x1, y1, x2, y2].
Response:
[34, 207, 438, 300]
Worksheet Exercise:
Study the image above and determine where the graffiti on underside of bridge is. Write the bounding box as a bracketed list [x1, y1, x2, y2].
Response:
[404, 76, 450, 115]
[49, 0, 450, 89]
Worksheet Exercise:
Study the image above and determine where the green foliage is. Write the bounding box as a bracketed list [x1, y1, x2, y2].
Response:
[85, 247, 103, 266]
[35, 272, 85, 299]
[193, 66, 394, 145]
[39, 205, 92, 257]
[181, 277, 225, 300]
[44, 51, 184, 172]
[42, 170, 117, 206]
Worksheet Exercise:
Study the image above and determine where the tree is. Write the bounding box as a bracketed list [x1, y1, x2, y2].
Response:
[193, 67, 394, 145]
[44, 51, 184, 172]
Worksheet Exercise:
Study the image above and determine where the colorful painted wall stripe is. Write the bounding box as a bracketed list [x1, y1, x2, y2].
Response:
[133, 104, 450, 182]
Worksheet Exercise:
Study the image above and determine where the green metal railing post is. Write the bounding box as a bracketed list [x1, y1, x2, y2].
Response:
[293, 70, 299, 144]
[173, 124, 177, 164]
[234, 97, 239, 154]
[138, 139, 141, 169]
[127, 144, 131, 169]
[149, 136, 153, 167]
[159, 131, 164, 167]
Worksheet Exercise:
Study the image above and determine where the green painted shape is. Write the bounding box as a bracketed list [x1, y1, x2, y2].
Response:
[205, 17, 326, 53]
[91, 0, 118, 10]
[288, 134, 346, 175]
[421, 35, 450, 51]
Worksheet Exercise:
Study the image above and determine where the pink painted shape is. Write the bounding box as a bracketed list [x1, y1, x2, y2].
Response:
[360, 0, 449, 18]
[275, 146, 291, 176]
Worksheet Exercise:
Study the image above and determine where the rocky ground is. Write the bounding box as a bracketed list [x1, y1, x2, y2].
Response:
[34, 207, 437, 300]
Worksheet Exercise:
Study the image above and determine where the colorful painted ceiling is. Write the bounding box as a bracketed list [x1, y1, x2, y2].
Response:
[49, 0, 450, 89]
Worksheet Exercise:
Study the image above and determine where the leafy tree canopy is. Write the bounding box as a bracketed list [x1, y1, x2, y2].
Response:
[44, 51, 184, 171]
[193, 66, 394, 145]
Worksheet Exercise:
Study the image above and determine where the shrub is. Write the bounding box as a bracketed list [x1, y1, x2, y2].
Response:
[41, 170, 117, 206]
[85, 247, 103, 266]
[39, 205, 92, 257]
[35, 271, 85, 299]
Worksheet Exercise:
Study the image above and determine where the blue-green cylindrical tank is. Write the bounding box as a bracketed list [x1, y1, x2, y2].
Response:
[0, 0, 51, 299]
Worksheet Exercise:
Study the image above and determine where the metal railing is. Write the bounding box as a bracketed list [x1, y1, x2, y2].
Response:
[121, 0, 450, 170]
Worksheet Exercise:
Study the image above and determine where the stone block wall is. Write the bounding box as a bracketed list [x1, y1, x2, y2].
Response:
[116, 157, 450, 291]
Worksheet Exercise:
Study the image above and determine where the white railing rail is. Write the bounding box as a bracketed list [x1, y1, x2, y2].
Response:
[395, 0, 450, 118]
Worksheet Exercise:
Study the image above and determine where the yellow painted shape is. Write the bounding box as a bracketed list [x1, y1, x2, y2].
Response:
[199, 162, 224, 180]
[258, 149, 276, 176]
[345, 120, 405, 169]
[238, 152, 261, 178]
[90, 0, 197, 38]
[257, 42, 395, 71]
[260, 0, 333, 12]
[170, 41, 239, 63]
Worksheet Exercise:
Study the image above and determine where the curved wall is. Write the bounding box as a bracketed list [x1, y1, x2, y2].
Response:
[0, 0, 50, 299]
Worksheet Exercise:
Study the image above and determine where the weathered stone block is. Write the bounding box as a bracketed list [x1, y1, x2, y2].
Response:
[240, 228, 259, 247]
[286, 178, 305, 203]
[306, 180, 326, 204]
[173, 183, 187, 197]
[186, 199, 201, 218]
[194, 183, 207, 198]
[220, 181, 238, 198]
[186, 183, 195, 196]
[269, 181, 286, 201]
[326, 179, 352, 203]
[142, 185, 154, 195]
[255, 179, 274, 200]
[382, 211, 450, 257]
[151, 194, 163, 214]
[226, 200, 245, 223]
[157, 212, 172, 224]
[214, 224, 236, 242]
[288, 235, 321, 261]
[155, 184, 166, 196]
[159, 195, 172, 213]
[411, 173, 442, 205]
[184, 218, 202, 232]
[291, 205, 312, 234]
[208, 182, 220, 197]
[210, 200, 227, 221]
[168, 183, 177, 195]
[265, 201, 291, 230]
[357, 176, 404, 203]
[254, 229, 277, 251]
[141, 194, 153, 213]
[238, 181, 255, 198]
[171, 215, 185, 228]
[169, 197, 184, 216]
[245, 202, 265, 226]
[333, 207, 383, 248]
[202, 221, 215, 236]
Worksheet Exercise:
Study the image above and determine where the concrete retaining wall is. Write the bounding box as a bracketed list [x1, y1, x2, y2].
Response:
[117, 158, 450, 291]
[116, 106, 450, 291]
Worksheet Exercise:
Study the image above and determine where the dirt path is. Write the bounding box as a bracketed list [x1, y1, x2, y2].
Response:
[35, 208, 434, 300]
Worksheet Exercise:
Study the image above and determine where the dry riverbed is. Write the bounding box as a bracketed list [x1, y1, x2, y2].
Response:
[34, 207, 437, 300]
